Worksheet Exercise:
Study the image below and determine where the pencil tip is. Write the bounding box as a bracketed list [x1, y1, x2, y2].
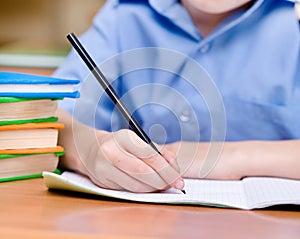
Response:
[181, 189, 186, 194]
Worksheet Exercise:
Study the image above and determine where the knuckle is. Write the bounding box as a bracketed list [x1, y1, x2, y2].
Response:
[162, 149, 177, 161]
[144, 155, 157, 164]
[131, 163, 149, 174]
[115, 128, 132, 140]
[100, 141, 113, 158]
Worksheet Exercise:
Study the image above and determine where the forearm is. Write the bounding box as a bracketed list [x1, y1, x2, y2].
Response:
[236, 140, 300, 180]
[56, 108, 106, 175]
[167, 140, 300, 180]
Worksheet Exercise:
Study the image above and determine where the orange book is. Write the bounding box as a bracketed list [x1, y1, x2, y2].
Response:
[0, 123, 64, 150]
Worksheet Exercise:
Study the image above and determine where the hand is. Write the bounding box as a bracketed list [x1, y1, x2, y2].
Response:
[77, 129, 184, 192]
[57, 108, 184, 193]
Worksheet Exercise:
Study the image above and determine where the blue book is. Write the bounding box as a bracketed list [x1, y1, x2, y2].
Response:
[0, 71, 80, 98]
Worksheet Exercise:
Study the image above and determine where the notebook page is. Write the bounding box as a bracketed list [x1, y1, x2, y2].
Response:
[43, 171, 248, 209]
[243, 177, 300, 209]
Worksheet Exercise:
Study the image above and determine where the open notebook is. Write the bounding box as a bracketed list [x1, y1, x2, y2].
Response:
[43, 171, 300, 210]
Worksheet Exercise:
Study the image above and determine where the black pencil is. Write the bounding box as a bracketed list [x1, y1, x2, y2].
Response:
[66, 32, 185, 194]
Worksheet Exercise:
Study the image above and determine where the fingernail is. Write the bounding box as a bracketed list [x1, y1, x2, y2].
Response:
[174, 178, 185, 190]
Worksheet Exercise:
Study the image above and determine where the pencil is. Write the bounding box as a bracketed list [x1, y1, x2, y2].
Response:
[66, 33, 185, 194]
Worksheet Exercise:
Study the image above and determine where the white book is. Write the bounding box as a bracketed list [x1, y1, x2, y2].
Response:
[43, 171, 300, 210]
[0, 84, 75, 93]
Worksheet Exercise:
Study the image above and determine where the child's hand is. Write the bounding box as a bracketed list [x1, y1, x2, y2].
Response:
[76, 128, 184, 192]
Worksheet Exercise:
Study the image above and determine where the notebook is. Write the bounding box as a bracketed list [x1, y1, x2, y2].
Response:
[43, 171, 300, 210]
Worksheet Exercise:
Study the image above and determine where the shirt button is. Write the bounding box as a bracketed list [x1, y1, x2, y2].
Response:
[200, 44, 210, 53]
[179, 110, 191, 122]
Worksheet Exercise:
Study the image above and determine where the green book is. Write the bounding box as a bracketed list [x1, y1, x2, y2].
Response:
[0, 149, 64, 182]
[0, 97, 59, 124]
[0, 169, 61, 183]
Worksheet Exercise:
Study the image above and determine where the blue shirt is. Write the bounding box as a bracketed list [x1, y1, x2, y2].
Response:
[54, 0, 300, 143]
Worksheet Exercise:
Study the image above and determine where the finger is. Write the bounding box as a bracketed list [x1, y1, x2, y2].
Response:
[160, 147, 181, 173]
[80, 155, 124, 190]
[108, 150, 170, 190]
[115, 130, 184, 190]
[111, 168, 159, 193]
[90, 175, 123, 191]
[90, 155, 158, 192]
[115, 129, 159, 159]
[139, 152, 185, 191]
[99, 134, 168, 191]
[147, 144, 184, 190]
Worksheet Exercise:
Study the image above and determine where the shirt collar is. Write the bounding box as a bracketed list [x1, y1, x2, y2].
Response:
[148, 0, 177, 11]
[149, 0, 201, 40]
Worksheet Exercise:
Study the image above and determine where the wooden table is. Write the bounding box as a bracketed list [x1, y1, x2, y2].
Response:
[1, 178, 300, 239]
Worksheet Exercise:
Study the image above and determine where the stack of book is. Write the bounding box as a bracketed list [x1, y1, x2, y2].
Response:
[0, 71, 79, 182]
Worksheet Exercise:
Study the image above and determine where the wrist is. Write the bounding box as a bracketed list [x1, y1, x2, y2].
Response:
[166, 140, 257, 180]
[165, 141, 211, 178]
[57, 108, 108, 175]
[209, 141, 273, 180]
